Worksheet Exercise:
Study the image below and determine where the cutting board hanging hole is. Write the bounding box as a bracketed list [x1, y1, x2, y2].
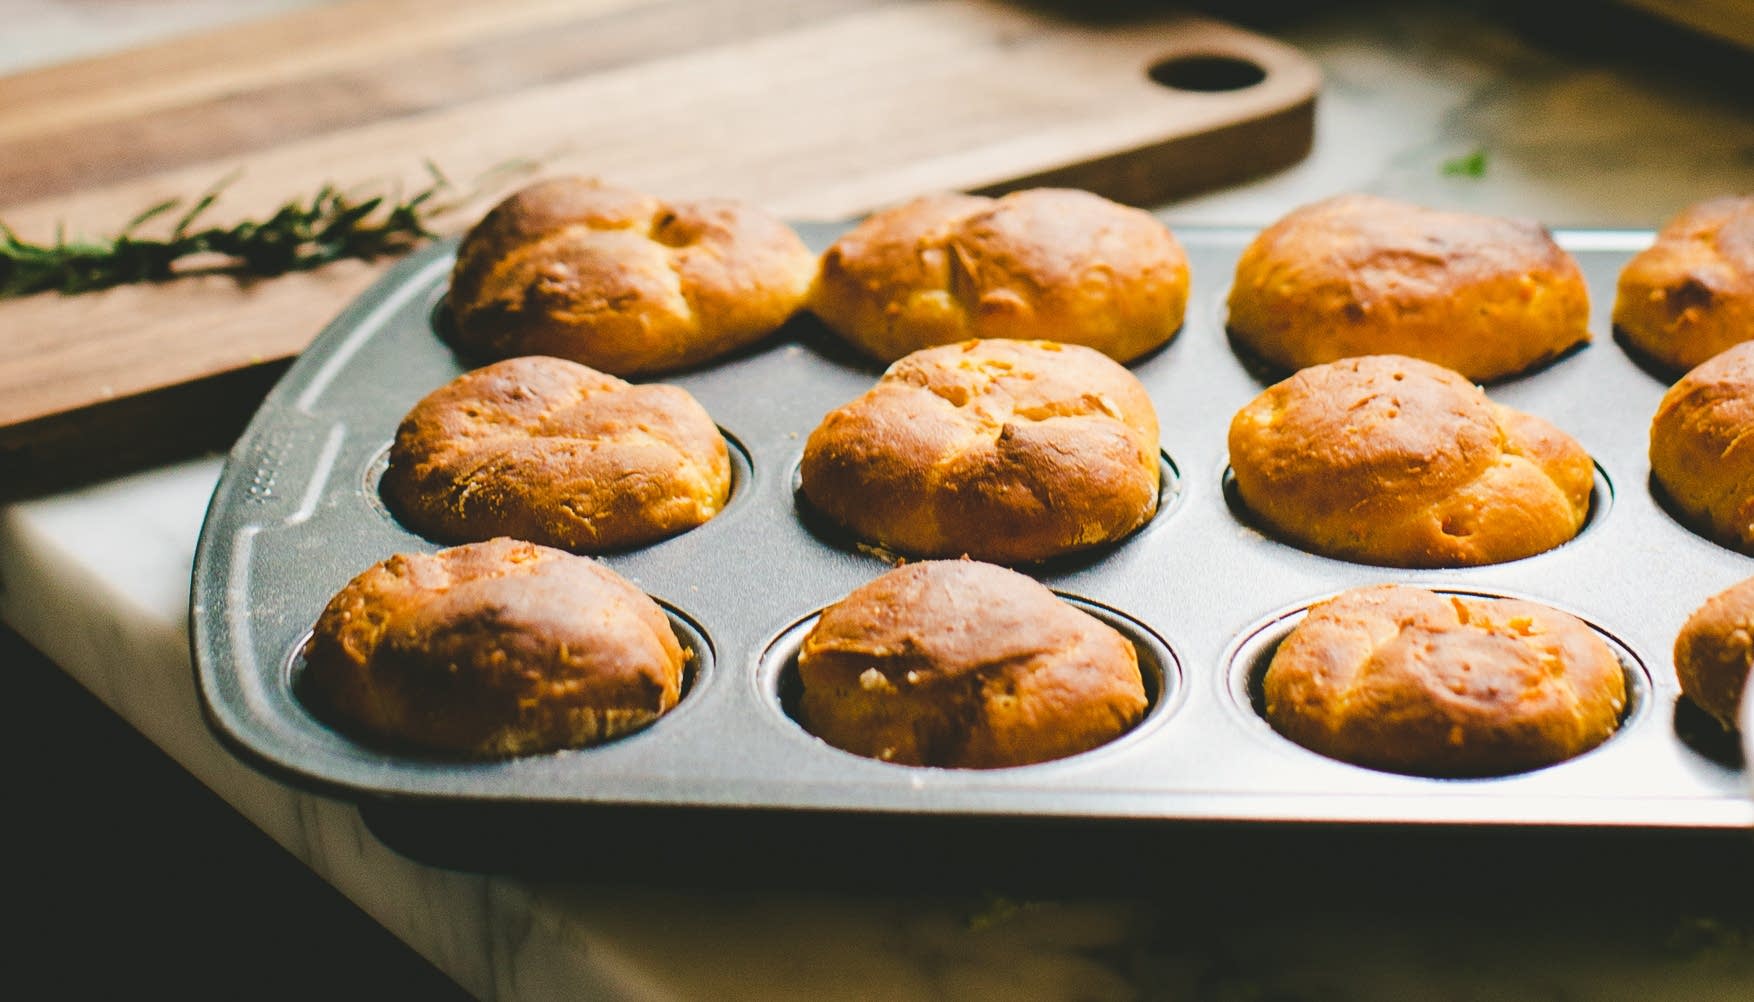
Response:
[1148, 53, 1269, 92]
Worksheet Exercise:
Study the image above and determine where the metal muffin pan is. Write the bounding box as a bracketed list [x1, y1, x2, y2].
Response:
[191, 222, 1754, 828]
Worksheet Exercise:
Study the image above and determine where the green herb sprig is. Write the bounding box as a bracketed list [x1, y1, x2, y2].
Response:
[965, 892, 1040, 931]
[0, 161, 494, 299]
[1441, 148, 1489, 179]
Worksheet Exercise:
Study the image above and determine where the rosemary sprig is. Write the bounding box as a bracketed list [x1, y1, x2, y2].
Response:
[0, 160, 493, 299]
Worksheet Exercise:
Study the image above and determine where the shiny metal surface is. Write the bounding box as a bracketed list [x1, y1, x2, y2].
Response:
[191, 223, 1754, 828]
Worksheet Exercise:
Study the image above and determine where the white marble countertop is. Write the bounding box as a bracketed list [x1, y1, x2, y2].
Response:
[5, 2, 1754, 999]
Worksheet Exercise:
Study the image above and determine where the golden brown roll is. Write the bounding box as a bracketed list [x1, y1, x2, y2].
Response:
[302, 538, 686, 757]
[800, 339, 1160, 564]
[809, 188, 1189, 364]
[1650, 342, 1754, 553]
[381, 356, 730, 553]
[1227, 194, 1590, 382]
[1614, 195, 1754, 373]
[1263, 584, 1627, 777]
[1674, 576, 1754, 731]
[447, 176, 815, 376]
[1228, 355, 1594, 567]
[796, 560, 1148, 768]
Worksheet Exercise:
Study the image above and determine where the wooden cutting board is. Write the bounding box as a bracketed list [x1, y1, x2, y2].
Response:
[0, 0, 1318, 493]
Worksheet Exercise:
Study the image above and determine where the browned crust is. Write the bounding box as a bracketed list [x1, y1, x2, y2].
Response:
[796, 560, 1147, 768]
[381, 356, 730, 553]
[1650, 341, 1754, 554]
[448, 177, 816, 376]
[301, 538, 685, 757]
[809, 188, 1189, 364]
[1263, 584, 1627, 776]
[1615, 195, 1754, 373]
[1228, 355, 1593, 567]
[1674, 575, 1754, 731]
[1226, 194, 1591, 382]
[799, 339, 1160, 564]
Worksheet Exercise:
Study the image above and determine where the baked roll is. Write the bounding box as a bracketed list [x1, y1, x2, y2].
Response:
[1650, 342, 1754, 553]
[1614, 195, 1754, 373]
[447, 177, 815, 376]
[302, 538, 686, 757]
[1674, 576, 1754, 732]
[810, 188, 1189, 364]
[796, 560, 1148, 768]
[799, 339, 1160, 564]
[382, 356, 730, 553]
[1263, 584, 1627, 777]
[1227, 355, 1594, 567]
[1227, 194, 1590, 382]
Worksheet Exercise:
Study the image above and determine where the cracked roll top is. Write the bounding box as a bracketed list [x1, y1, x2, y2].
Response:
[796, 560, 1148, 769]
[1226, 194, 1590, 382]
[1263, 584, 1627, 777]
[1227, 355, 1593, 567]
[809, 188, 1189, 364]
[381, 355, 730, 553]
[799, 339, 1161, 564]
[302, 538, 686, 757]
[1674, 576, 1754, 732]
[447, 177, 816, 375]
[1651, 342, 1754, 554]
[1614, 195, 1754, 374]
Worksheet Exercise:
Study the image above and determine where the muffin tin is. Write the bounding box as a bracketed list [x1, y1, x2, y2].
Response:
[190, 220, 1754, 834]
